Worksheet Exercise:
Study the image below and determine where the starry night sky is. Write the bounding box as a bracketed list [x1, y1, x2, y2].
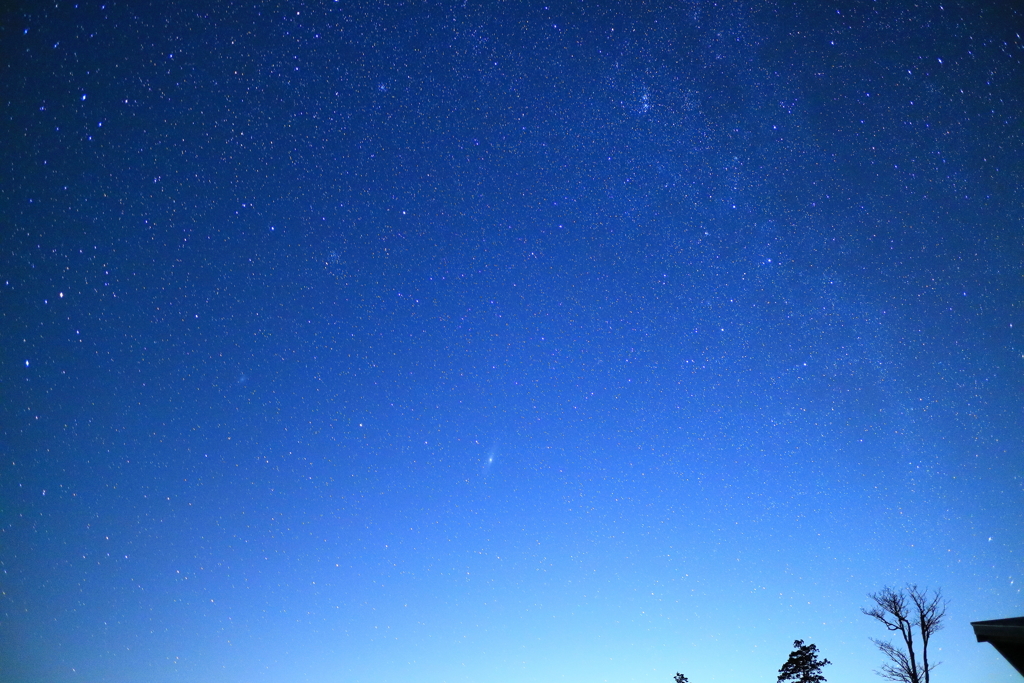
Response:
[2, 1, 1023, 682]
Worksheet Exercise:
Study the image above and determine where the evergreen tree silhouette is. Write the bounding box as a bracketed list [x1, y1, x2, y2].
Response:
[778, 639, 831, 683]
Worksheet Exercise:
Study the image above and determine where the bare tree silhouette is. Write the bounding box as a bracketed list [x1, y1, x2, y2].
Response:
[863, 585, 946, 683]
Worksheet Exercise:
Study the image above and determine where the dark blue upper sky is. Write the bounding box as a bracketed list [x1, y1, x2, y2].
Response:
[2, 1, 1022, 682]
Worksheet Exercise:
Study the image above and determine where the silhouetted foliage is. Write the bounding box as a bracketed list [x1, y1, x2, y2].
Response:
[862, 585, 946, 683]
[777, 639, 831, 683]
[673, 673, 689, 683]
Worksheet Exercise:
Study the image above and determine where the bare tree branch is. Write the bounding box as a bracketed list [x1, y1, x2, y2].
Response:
[872, 638, 916, 683]
[908, 585, 946, 683]
[863, 585, 945, 683]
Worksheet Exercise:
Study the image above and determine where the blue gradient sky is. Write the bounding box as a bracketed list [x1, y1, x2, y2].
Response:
[2, 1, 1022, 682]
